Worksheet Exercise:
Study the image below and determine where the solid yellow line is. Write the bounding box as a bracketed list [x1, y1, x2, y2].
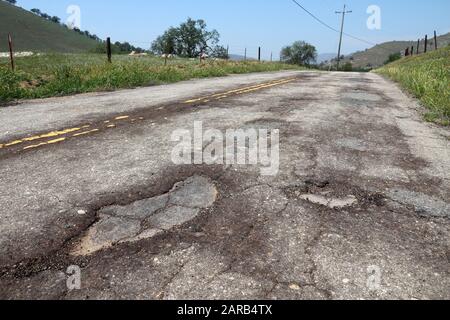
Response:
[4, 140, 23, 147]
[23, 138, 66, 150]
[230, 79, 295, 95]
[72, 129, 100, 137]
[184, 78, 295, 103]
[185, 79, 287, 102]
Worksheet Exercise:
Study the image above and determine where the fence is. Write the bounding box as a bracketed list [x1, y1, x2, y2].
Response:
[5, 35, 277, 70]
[404, 30, 440, 57]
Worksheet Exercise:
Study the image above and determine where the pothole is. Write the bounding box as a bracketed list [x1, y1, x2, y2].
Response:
[72, 176, 218, 256]
[299, 194, 358, 209]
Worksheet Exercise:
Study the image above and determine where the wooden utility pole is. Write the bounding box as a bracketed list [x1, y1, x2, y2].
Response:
[424, 35, 428, 53]
[258, 47, 261, 62]
[434, 31, 438, 50]
[335, 5, 352, 70]
[106, 37, 112, 63]
[8, 34, 14, 71]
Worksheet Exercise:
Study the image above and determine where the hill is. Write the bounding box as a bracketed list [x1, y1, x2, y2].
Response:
[0, 1, 100, 53]
[375, 46, 450, 125]
[343, 32, 450, 69]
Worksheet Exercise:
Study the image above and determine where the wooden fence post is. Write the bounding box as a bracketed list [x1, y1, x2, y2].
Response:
[434, 31, 438, 50]
[106, 37, 112, 63]
[417, 39, 420, 54]
[8, 34, 15, 71]
[424, 35, 428, 53]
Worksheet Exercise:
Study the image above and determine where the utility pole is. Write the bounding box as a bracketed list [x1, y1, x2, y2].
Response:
[335, 4, 352, 70]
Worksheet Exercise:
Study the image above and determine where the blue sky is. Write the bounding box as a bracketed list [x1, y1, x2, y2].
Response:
[17, 0, 450, 58]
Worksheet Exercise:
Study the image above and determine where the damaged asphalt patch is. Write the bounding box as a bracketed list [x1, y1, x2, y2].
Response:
[73, 176, 218, 256]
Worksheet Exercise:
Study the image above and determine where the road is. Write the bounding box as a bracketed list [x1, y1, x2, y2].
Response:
[0, 70, 449, 300]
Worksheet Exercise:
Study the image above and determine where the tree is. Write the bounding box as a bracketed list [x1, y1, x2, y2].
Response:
[151, 18, 221, 58]
[50, 16, 61, 24]
[31, 8, 41, 15]
[210, 45, 229, 59]
[151, 27, 178, 55]
[384, 52, 401, 65]
[342, 62, 353, 71]
[4, 0, 17, 5]
[280, 41, 317, 66]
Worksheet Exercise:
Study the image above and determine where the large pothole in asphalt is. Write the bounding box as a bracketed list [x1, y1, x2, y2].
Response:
[72, 176, 218, 256]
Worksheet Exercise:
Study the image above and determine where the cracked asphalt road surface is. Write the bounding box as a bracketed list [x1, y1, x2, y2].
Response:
[0, 70, 449, 300]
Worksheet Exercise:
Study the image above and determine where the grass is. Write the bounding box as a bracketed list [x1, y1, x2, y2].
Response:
[0, 53, 302, 104]
[0, 1, 99, 53]
[375, 46, 450, 126]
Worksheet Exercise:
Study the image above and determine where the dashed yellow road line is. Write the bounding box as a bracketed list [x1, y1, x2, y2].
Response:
[1, 78, 296, 153]
[1, 127, 87, 149]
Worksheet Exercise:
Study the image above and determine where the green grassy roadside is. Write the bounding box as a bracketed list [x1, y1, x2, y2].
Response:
[0, 53, 301, 104]
[374, 46, 450, 126]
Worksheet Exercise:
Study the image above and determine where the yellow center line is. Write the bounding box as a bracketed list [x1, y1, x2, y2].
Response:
[1, 78, 297, 153]
[184, 78, 296, 103]
[23, 138, 66, 150]
[72, 129, 100, 137]
[4, 140, 23, 147]
[184, 79, 289, 103]
[115, 116, 130, 120]
[229, 79, 296, 95]
[1, 126, 89, 149]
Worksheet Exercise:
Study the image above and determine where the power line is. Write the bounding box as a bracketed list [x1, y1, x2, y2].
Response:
[289, 0, 377, 47]
[290, 0, 340, 33]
